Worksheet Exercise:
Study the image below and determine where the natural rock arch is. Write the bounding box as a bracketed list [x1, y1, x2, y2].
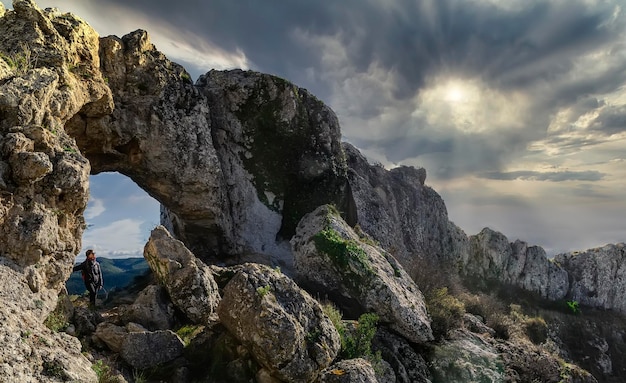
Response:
[66, 30, 353, 270]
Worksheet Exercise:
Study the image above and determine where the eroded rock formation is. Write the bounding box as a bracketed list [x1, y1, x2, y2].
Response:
[1, 0, 625, 381]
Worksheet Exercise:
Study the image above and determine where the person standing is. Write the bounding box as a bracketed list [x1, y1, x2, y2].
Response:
[73, 249, 103, 309]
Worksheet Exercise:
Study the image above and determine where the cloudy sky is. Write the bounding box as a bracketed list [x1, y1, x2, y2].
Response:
[4, 0, 624, 258]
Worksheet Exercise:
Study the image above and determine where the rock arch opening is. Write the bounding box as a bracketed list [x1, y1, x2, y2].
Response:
[81, 172, 159, 259]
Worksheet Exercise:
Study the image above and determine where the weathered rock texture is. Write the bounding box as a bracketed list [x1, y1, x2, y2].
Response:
[554, 243, 626, 313]
[343, 143, 469, 270]
[292, 205, 433, 344]
[319, 358, 379, 383]
[0, 1, 110, 380]
[70, 29, 352, 269]
[144, 225, 220, 324]
[217, 263, 341, 382]
[120, 329, 185, 369]
[462, 228, 569, 301]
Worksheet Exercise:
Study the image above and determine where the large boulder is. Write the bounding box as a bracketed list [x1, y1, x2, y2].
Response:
[118, 284, 176, 331]
[120, 330, 185, 369]
[428, 330, 505, 383]
[291, 205, 433, 344]
[554, 243, 626, 313]
[217, 263, 340, 382]
[143, 225, 220, 324]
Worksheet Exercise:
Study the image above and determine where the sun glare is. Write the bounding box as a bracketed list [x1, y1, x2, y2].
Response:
[444, 84, 466, 103]
[416, 76, 528, 134]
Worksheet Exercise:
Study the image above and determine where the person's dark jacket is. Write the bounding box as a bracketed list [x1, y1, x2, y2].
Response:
[73, 258, 103, 293]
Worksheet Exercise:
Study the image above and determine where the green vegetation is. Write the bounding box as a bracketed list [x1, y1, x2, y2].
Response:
[0, 43, 35, 76]
[425, 287, 465, 339]
[256, 285, 271, 297]
[44, 308, 68, 333]
[180, 72, 192, 83]
[42, 360, 65, 379]
[176, 325, 203, 346]
[313, 227, 371, 273]
[322, 302, 382, 370]
[524, 316, 548, 344]
[566, 300, 580, 314]
[92, 360, 120, 383]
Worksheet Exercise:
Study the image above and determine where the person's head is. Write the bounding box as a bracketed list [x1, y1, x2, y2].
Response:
[86, 249, 95, 260]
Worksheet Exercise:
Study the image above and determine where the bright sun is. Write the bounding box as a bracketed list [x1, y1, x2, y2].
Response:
[444, 84, 465, 102]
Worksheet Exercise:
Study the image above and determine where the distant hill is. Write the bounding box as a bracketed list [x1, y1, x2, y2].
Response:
[66, 257, 150, 295]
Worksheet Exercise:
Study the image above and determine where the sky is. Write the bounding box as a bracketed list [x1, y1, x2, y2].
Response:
[4, 0, 625, 258]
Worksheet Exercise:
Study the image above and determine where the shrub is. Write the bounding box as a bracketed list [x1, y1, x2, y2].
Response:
[566, 300, 580, 314]
[176, 324, 203, 346]
[486, 313, 510, 340]
[426, 287, 465, 339]
[0, 43, 36, 76]
[322, 302, 381, 370]
[525, 316, 548, 344]
[92, 360, 120, 383]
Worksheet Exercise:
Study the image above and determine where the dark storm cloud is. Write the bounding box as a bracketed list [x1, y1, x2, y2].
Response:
[592, 105, 626, 135]
[480, 170, 605, 182]
[102, 0, 624, 100]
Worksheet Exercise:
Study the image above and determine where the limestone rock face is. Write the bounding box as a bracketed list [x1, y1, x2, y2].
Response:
[0, 266, 97, 382]
[462, 228, 569, 300]
[195, 69, 351, 266]
[291, 205, 433, 344]
[217, 263, 340, 383]
[143, 225, 220, 324]
[343, 143, 467, 270]
[0, 2, 111, 381]
[0, 0, 111, 310]
[555, 243, 626, 313]
[429, 330, 505, 383]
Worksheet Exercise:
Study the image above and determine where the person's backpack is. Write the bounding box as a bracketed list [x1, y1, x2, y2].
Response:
[82, 260, 101, 285]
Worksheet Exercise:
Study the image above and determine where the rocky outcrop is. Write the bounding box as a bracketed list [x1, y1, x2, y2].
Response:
[217, 263, 341, 382]
[0, 265, 97, 382]
[144, 225, 220, 324]
[461, 228, 569, 300]
[0, 1, 112, 380]
[198, 70, 352, 266]
[0, 0, 111, 312]
[291, 205, 433, 344]
[71, 28, 352, 269]
[554, 243, 626, 313]
[0, 1, 623, 382]
[343, 143, 468, 270]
